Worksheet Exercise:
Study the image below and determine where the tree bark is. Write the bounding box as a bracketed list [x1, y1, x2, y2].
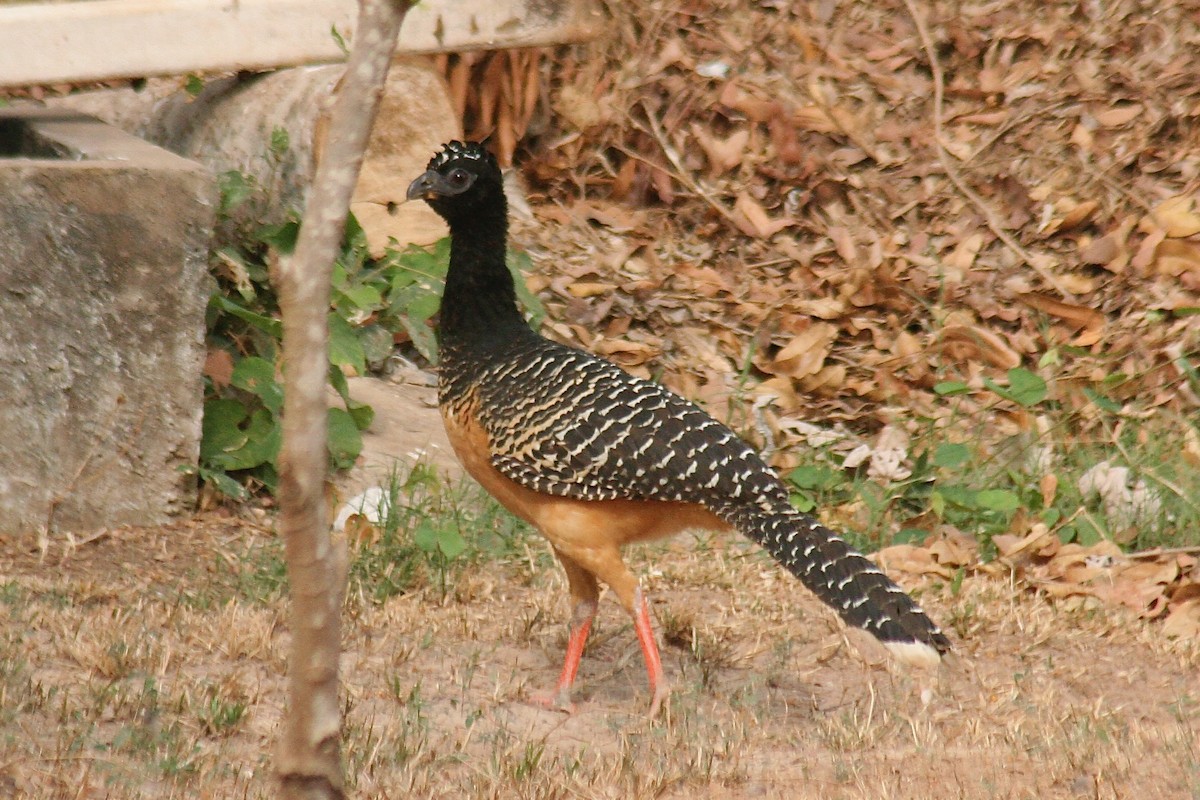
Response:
[274, 1, 413, 797]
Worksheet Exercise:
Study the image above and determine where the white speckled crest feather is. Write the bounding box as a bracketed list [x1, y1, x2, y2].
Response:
[428, 140, 491, 171]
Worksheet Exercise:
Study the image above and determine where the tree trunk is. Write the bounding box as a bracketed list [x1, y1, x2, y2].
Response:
[274, 1, 414, 797]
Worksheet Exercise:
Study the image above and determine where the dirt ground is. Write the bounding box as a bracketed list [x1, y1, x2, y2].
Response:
[4, 0, 1200, 797]
[2, 478, 1197, 799]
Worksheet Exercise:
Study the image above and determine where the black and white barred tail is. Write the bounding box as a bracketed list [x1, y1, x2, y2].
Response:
[723, 503, 951, 666]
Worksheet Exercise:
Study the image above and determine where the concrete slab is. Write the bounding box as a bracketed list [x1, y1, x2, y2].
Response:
[0, 108, 215, 538]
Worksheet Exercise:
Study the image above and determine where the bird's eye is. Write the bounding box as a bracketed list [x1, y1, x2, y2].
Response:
[448, 168, 470, 186]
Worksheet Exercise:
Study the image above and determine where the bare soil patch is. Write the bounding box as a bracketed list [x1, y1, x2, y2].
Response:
[2, 514, 1197, 798]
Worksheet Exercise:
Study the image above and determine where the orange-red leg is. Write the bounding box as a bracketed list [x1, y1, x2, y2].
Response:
[536, 599, 597, 710]
[536, 544, 670, 716]
[531, 553, 599, 712]
[632, 587, 669, 716]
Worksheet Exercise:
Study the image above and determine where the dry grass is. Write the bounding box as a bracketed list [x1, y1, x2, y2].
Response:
[2, 514, 1198, 799]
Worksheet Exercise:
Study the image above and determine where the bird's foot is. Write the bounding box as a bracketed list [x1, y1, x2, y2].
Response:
[528, 688, 576, 714]
[647, 682, 671, 718]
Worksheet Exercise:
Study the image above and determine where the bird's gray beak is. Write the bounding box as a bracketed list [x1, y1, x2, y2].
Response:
[406, 170, 442, 201]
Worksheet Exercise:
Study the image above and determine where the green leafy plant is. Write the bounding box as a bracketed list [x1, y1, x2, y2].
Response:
[785, 359, 1200, 556]
[197, 194, 372, 495]
[786, 463, 849, 514]
[192, 137, 544, 498]
[344, 462, 533, 605]
[197, 688, 248, 737]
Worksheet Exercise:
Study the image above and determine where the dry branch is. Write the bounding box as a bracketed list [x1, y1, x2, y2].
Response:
[903, 0, 1075, 300]
[274, 0, 414, 797]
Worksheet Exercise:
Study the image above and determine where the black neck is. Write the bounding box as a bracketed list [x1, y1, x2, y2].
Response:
[438, 196, 530, 352]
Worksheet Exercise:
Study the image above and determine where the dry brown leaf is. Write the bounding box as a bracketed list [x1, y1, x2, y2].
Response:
[1057, 272, 1098, 294]
[555, 84, 608, 131]
[718, 82, 782, 123]
[827, 225, 858, 265]
[591, 338, 660, 366]
[1043, 543, 1124, 584]
[344, 514, 381, 548]
[799, 364, 847, 393]
[1172, 580, 1200, 605]
[897, 511, 938, 537]
[1094, 577, 1168, 617]
[1035, 579, 1096, 599]
[771, 322, 837, 379]
[204, 349, 235, 391]
[754, 376, 802, 414]
[893, 330, 921, 360]
[1070, 122, 1093, 153]
[731, 192, 795, 239]
[1093, 103, 1143, 128]
[792, 104, 839, 134]
[650, 166, 675, 204]
[956, 110, 1009, 126]
[940, 136, 974, 161]
[1078, 230, 1128, 272]
[1145, 196, 1200, 238]
[567, 282, 616, 298]
[1018, 294, 1105, 341]
[994, 524, 1055, 562]
[937, 325, 1022, 369]
[786, 21, 819, 62]
[575, 200, 645, 233]
[1153, 239, 1200, 278]
[1039, 473, 1058, 508]
[873, 544, 953, 578]
[1056, 199, 1100, 232]
[794, 296, 846, 319]
[648, 37, 692, 73]
[691, 123, 750, 176]
[1184, 426, 1200, 468]
[1055, 561, 1105, 586]
[676, 264, 732, 298]
[927, 528, 980, 568]
[1162, 599, 1200, 640]
[1132, 227, 1167, 272]
[945, 232, 985, 272]
[768, 114, 804, 165]
[1115, 559, 1178, 587]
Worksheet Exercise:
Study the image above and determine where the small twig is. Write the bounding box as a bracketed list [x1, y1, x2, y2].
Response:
[56, 528, 113, 565]
[628, 101, 744, 230]
[902, 0, 1075, 301]
[1072, 158, 1157, 216]
[805, 91, 888, 165]
[1126, 546, 1200, 560]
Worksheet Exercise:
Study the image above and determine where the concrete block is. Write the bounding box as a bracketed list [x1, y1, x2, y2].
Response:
[0, 109, 215, 537]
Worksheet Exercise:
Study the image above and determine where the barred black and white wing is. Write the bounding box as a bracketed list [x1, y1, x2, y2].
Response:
[453, 335, 951, 663]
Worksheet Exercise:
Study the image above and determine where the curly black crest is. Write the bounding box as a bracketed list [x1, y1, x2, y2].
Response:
[428, 140, 495, 172]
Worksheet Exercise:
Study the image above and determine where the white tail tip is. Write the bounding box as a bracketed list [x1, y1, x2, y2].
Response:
[884, 640, 943, 669]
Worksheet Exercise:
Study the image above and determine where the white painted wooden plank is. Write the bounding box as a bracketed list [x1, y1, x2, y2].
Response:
[0, 0, 602, 88]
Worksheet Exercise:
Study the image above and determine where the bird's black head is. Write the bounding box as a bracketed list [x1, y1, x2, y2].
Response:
[406, 140, 504, 227]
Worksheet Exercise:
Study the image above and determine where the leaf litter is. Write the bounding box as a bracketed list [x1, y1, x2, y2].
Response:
[510, 0, 1200, 640]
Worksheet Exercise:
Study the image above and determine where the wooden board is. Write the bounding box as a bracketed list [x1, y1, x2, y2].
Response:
[0, 0, 601, 88]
